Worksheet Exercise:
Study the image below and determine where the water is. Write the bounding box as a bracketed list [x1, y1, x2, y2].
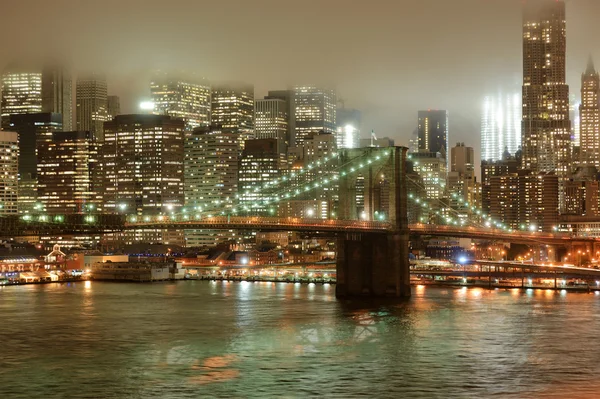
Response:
[1, 282, 600, 398]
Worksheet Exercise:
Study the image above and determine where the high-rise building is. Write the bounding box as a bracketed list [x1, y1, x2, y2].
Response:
[481, 92, 521, 161]
[76, 74, 108, 140]
[335, 108, 361, 149]
[411, 150, 447, 201]
[1, 67, 42, 128]
[417, 110, 448, 159]
[238, 139, 287, 214]
[481, 150, 521, 215]
[211, 83, 254, 148]
[42, 65, 73, 131]
[293, 86, 336, 148]
[564, 166, 600, 217]
[254, 98, 288, 152]
[37, 131, 101, 214]
[7, 113, 62, 213]
[521, 1, 571, 179]
[107, 95, 121, 120]
[184, 126, 239, 247]
[448, 143, 478, 223]
[580, 57, 600, 167]
[267, 90, 295, 146]
[0, 131, 19, 215]
[150, 74, 211, 132]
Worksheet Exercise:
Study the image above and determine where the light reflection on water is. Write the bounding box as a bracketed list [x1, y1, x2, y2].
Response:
[1, 281, 600, 398]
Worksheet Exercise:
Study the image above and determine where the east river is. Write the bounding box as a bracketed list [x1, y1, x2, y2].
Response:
[2, 282, 600, 398]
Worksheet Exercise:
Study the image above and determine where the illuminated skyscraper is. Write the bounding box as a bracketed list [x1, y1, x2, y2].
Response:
[336, 108, 361, 149]
[107, 95, 121, 120]
[521, 1, 571, 179]
[481, 92, 521, 161]
[579, 57, 600, 167]
[266, 90, 295, 146]
[293, 86, 336, 148]
[254, 98, 288, 152]
[417, 110, 448, 159]
[1, 67, 42, 128]
[76, 74, 108, 140]
[42, 65, 73, 131]
[0, 131, 19, 215]
[150, 73, 211, 132]
[211, 83, 254, 149]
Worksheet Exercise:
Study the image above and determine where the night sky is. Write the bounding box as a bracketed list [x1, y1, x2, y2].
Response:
[2, 0, 600, 159]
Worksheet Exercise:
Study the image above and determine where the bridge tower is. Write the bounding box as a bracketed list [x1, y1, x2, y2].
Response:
[336, 146, 411, 298]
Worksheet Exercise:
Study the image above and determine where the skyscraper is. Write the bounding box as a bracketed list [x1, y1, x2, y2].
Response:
[150, 73, 211, 132]
[417, 110, 448, 158]
[579, 57, 600, 167]
[1, 67, 42, 128]
[521, 0, 571, 178]
[76, 74, 108, 140]
[336, 108, 361, 149]
[211, 83, 254, 148]
[293, 86, 336, 148]
[107, 95, 121, 120]
[254, 98, 288, 152]
[0, 131, 19, 215]
[481, 92, 521, 161]
[448, 143, 478, 221]
[42, 65, 73, 131]
[267, 90, 295, 146]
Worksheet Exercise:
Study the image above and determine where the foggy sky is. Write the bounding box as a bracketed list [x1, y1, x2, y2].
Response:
[2, 0, 600, 162]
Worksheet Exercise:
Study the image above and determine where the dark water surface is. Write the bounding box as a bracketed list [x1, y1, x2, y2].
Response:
[1, 281, 600, 398]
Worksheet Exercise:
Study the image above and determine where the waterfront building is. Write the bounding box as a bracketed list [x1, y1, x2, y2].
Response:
[76, 74, 108, 140]
[1, 66, 42, 129]
[481, 92, 521, 161]
[7, 113, 63, 213]
[254, 97, 288, 152]
[335, 108, 361, 149]
[150, 73, 211, 132]
[293, 86, 336, 148]
[37, 131, 101, 214]
[42, 65, 73, 131]
[521, 1, 571, 180]
[417, 110, 448, 161]
[579, 58, 600, 167]
[0, 131, 19, 215]
[211, 83, 254, 149]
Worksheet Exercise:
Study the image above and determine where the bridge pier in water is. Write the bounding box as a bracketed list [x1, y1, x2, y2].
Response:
[335, 146, 411, 298]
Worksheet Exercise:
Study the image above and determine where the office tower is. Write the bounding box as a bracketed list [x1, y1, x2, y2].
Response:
[1, 67, 42, 128]
[489, 171, 559, 232]
[293, 86, 336, 148]
[37, 131, 101, 214]
[447, 143, 477, 222]
[184, 126, 239, 247]
[580, 57, 600, 167]
[267, 90, 295, 146]
[417, 110, 448, 158]
[107, 95, 121, 120]
[481, 150, 521, 215]
[521, 1, 571, 177]
[76, 74, 108, 140]
[481, 92, 521, 161]
[254, 98, 288, 152]
[411, 150, 447, 201]
[238, 139, 287, 214]
[336, 108, 361, 149]
[42, 65, 73, 131]
[211, 83, 254, 148]
[150, 73, 211, 132]
[564, 166, 600, 217]
[0, 131, 19, 215]
[7, 113, 62, 213]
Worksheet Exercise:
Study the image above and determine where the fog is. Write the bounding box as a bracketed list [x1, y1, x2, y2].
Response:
[2, 0, 599, 157]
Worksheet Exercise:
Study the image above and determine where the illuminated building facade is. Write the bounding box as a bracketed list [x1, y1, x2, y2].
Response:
[521, 1, 571, 180]
[579, 58, 600, 167]
[42, 65, 73, 131]
[293, 86, 336, 148]
[37, 131, 101, 214]
[7, 113, 63, 213]
[76, 74, 108, 140]
[254, 98, 288, 152]
[211, 83, 254, 149]
[448, 143, 478, 220]
[411, 150, 447, 201]
[481, 152, 520, 215]
[417, 110, 448, 159]
[0, 131, 19, 215]
[1, 68, 42, 128]
[481, 92, 521, 161]
[150, 74, 211, 132]
[266, 90, 295, 146]
[335, 108, 361, 149]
